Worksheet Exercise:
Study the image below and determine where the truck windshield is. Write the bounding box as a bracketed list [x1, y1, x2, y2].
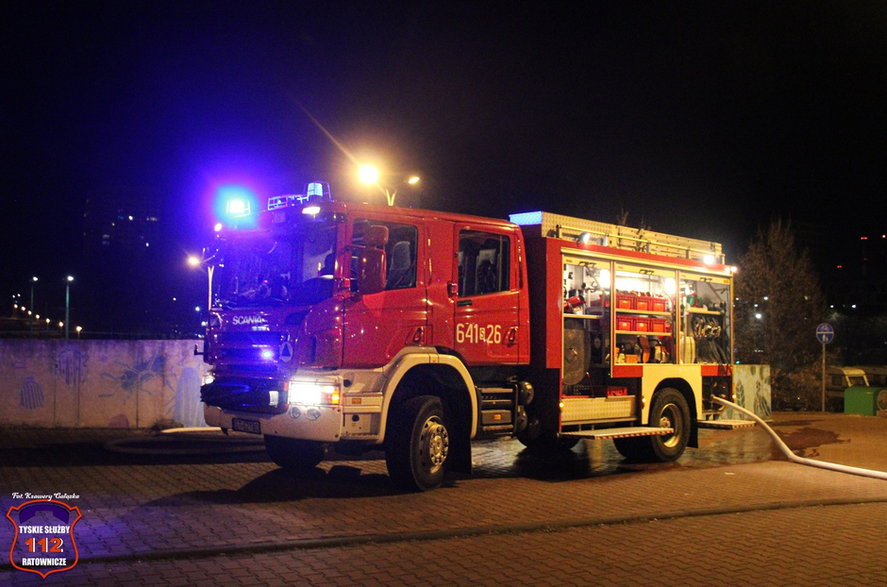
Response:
[214, 222, 337, 307]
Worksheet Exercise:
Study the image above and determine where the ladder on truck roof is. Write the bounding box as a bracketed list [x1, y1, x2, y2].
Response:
[510, 211, 725, 265]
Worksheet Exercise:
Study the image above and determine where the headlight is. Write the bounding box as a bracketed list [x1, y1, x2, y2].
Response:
[285, 379, 340, 406]
[202, 372, 215, 386]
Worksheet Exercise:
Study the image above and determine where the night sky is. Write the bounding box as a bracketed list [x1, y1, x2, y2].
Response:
[3, 2, 885, 329]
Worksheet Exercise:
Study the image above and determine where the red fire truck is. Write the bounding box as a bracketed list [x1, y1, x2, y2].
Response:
[200, 187, 735, 490]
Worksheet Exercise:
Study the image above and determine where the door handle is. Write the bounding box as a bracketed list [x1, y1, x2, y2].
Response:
[457, 300, 473, 307]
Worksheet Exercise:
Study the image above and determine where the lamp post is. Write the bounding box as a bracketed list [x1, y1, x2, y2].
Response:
[357, 164, 420, 206]
[64, 275, 74, 340]
[187, 254, 215, 313]
[30, 276, 38, 314]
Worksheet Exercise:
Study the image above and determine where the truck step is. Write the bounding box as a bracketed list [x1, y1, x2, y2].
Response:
[697, 419, 756, 429]
[560, 426, 674, 440]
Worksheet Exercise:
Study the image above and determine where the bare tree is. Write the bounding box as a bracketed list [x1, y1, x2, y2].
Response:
[734, 219, 826, 405]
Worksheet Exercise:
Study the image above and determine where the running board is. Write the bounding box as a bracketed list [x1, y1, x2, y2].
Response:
[560, 427, 674, 440]
[697, 419, 756, 429]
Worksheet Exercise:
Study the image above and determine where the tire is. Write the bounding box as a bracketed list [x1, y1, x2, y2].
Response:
[614, 388, 690, 462]
[646, 388, 691, 461]
[264, 435, 326, 470]
[385, 396, 450, 491]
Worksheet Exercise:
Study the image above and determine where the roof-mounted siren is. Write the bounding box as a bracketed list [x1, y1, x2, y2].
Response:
[305, 180, 331, 201]
[216, 185, 258, 228]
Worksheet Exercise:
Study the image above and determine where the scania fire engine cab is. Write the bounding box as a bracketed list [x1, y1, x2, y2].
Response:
[201, 186, 735, 491]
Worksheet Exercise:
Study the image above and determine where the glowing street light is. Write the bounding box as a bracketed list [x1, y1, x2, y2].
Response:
[358, 164, 380, 185]
[357, 164, 421, 206]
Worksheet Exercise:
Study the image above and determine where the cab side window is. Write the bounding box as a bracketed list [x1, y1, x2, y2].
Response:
[458, 230, 510, 296]
[351, 219, 418, 291]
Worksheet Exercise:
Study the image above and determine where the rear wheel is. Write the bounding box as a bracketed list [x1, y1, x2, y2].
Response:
[264, 435, 326, 470]
[613, 388, 690, 462]
[648, 388, 691, 461]
[386, 396, 450, 491]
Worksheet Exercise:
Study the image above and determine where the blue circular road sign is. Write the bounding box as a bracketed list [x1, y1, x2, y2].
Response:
[815, 322, 835, 344]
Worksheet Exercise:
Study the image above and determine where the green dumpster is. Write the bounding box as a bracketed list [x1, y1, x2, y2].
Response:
[844, 386, 881, 416]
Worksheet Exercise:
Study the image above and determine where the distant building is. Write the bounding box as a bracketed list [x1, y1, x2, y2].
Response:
[82, 186, 161, 256]
[823, 233, 887, 315]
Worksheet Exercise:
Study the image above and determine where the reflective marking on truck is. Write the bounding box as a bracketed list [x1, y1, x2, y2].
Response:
[456, 323, 502, 344]
[279, 342, 293, 362]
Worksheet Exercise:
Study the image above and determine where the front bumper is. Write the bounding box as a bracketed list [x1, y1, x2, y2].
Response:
[202, 370, 386, 443]
[204, 403, 345, 442]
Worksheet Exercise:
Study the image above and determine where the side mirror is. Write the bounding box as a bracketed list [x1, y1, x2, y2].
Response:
[358, 248, 387, 294]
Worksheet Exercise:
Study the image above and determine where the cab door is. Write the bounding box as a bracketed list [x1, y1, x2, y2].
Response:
[452, 225, 521, 365]
[342, 218, 426, 368]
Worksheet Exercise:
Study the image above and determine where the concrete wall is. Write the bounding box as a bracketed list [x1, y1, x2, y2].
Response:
[0, 340, 209, 428]
[1, 339, 773, 429]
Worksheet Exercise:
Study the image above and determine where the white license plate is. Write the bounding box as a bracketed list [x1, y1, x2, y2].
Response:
[232, 418, 261, 435]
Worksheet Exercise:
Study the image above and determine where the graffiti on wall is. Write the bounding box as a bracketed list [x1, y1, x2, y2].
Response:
[19, 377, 43, 410]
[1, 341, 208, 428]
[732, 364, 772, 420]
[54, 347, 89, 389]
[100, 354, 169, 400]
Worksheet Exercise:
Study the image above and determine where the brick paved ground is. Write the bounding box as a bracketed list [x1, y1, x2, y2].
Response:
[1, 412, 886, 584]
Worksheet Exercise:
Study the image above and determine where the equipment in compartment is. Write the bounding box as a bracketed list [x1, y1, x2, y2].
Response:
[563, 319, 592, 385]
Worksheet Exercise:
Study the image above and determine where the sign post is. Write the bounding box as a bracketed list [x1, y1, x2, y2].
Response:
[816, 323, 835, 412]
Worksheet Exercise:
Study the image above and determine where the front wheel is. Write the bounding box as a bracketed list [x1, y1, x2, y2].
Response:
[385, 396, 450, 491]
[264, 435, 326, 470]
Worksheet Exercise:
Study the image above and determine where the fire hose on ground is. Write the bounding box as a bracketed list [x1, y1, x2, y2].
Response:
[711, 396, 887, 481]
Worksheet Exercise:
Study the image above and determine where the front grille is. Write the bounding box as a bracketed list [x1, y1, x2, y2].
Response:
[201, 379, 287, 414]
[219, 331, 283, 346]
[215, 331, 286, 377]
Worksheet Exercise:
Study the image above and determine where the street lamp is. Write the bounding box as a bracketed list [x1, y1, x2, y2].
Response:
[187, 254, 215, 313]
[65, 275, 74, 340]
[30, 276, 38, 314]
[357, 164, 421, 206]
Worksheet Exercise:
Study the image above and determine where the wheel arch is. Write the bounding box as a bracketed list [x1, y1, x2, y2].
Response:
[378, 350, 477, 444]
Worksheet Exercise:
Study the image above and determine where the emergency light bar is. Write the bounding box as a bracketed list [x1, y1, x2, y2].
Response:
[267, 181, 332, 211]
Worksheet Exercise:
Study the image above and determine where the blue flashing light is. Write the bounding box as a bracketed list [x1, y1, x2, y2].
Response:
[509, 211, 543, 226]
[225, 198, 251, 218]
[215, 185, 258, 228]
